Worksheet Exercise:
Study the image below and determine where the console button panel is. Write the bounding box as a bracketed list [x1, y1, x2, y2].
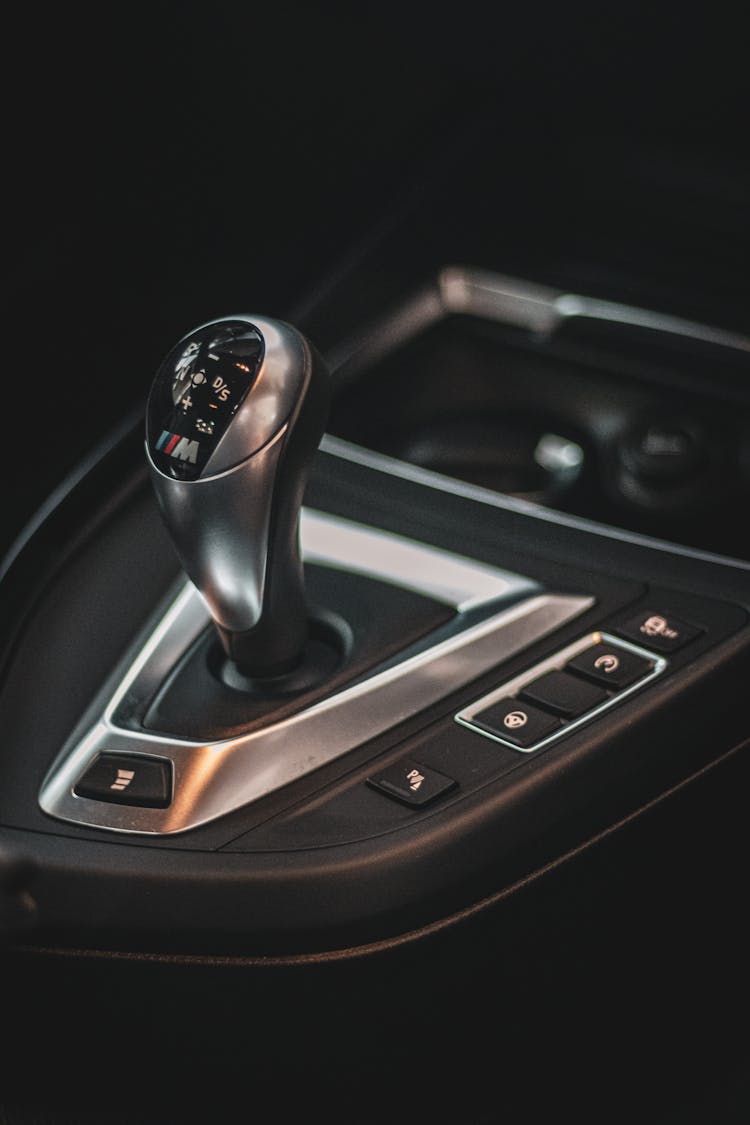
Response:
[456, 632, 664, 752]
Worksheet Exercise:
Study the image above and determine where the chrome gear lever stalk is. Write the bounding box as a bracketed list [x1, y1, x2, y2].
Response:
[145, 315, 329, 676]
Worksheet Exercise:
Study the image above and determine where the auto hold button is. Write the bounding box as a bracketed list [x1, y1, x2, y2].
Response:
[616, 610, 704, 653]
[470, 698, 562, 748]
[74, 753, 172, 808]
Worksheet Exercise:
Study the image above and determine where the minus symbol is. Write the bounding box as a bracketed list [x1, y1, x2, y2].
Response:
[208, 353, 220, 360]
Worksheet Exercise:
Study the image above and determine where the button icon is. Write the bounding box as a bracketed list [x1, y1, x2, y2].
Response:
[617, 611, 703, 654]
[406, 767, 425, 792]
[640, 614, 679, 640]
[503, 710, 528, 730]
[367, 759, 457, 807]
[74, 754, 172, 808]
[567, 642, 654, 688]
[110, 768, 135, 792]
[471, 698, 562, 748]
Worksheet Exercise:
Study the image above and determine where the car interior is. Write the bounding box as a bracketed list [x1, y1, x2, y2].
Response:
[2, 9, 749, 1123]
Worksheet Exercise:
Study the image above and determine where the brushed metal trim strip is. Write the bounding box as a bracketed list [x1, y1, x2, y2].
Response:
[301, 509, 526, 611]
[320, 435, 750, 572]
[40, 513, 588, 835]
[439, 266, 750, 353]
[329, 265, 750, 378]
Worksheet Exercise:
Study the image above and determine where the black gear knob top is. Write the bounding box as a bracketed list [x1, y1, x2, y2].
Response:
[146, 315, 329, 676]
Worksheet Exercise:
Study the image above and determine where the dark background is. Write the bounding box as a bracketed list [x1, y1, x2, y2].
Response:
[5, 5, 748, 555]
[2, 8, 750, 1123]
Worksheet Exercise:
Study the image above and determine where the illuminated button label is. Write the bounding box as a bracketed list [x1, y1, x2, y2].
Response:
[367, 759, 458, 807]
[74, 753, 172, 808]
[503, 710, 528, 730]
[616, 610, 704, 653]
[567, 643, 653, 689]
[471, 698, 562, 748]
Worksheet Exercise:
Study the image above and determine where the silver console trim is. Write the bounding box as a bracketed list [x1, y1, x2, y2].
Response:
[40, 511, 591, 835]
[456, 631, 667, 752]
[438, 266, 750, 354]
[301, 509, 522, 611]
[330, 265, 750, 378]
[320, 435, 750, 573]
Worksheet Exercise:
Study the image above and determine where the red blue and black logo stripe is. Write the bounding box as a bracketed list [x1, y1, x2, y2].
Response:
[156, 430, 182, 455]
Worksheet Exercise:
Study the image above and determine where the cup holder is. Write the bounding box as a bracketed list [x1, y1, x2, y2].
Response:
[394, 417, 584, 504]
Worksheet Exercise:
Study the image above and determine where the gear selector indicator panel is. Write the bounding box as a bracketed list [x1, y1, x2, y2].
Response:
[146, 320, 264, 480]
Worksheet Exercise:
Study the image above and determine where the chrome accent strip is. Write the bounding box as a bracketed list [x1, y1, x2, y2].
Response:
[330, 265, 750, 379]
[455, 631, 667, 752]
[40, 513, 588, 835]
[301, 509, 523, 611]
[56, 510, 536, 726]
[320, 435, 750, 573]
[439, 266, 750, 354]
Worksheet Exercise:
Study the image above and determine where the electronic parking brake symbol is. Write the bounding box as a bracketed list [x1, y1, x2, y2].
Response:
[503, 710, 528, 730]
[594, 653, 620, 674]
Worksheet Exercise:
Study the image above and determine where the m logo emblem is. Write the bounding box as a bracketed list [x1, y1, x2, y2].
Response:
[156, 431, 200, 464]
[171, 437, 200, 464]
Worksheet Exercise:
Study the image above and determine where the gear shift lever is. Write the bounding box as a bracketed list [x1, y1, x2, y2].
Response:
[146, 315, 329, 677]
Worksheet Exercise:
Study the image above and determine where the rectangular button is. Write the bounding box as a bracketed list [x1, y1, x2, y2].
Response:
[520, 670, 607, 718]
[566, 643, 654, 689]
[616, 610, 703, 653]
[367, 759, 457, 807]
[470, 698, 562, 748]
[74, 753, 172, 808]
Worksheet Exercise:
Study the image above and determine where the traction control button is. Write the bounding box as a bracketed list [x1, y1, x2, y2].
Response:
[470, 698, 562, 748]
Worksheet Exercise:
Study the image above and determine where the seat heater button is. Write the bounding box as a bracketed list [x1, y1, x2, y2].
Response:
[367, 759, 457, 807]
[74, 753, 172, 808]
[566, 643, 654, 689]
[471, 698, 562, 748]
[616, 610, 704, 653]
[520, 670, 607, 718]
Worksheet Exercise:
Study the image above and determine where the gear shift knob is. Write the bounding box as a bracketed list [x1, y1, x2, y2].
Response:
[146, 315, 329, 676]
